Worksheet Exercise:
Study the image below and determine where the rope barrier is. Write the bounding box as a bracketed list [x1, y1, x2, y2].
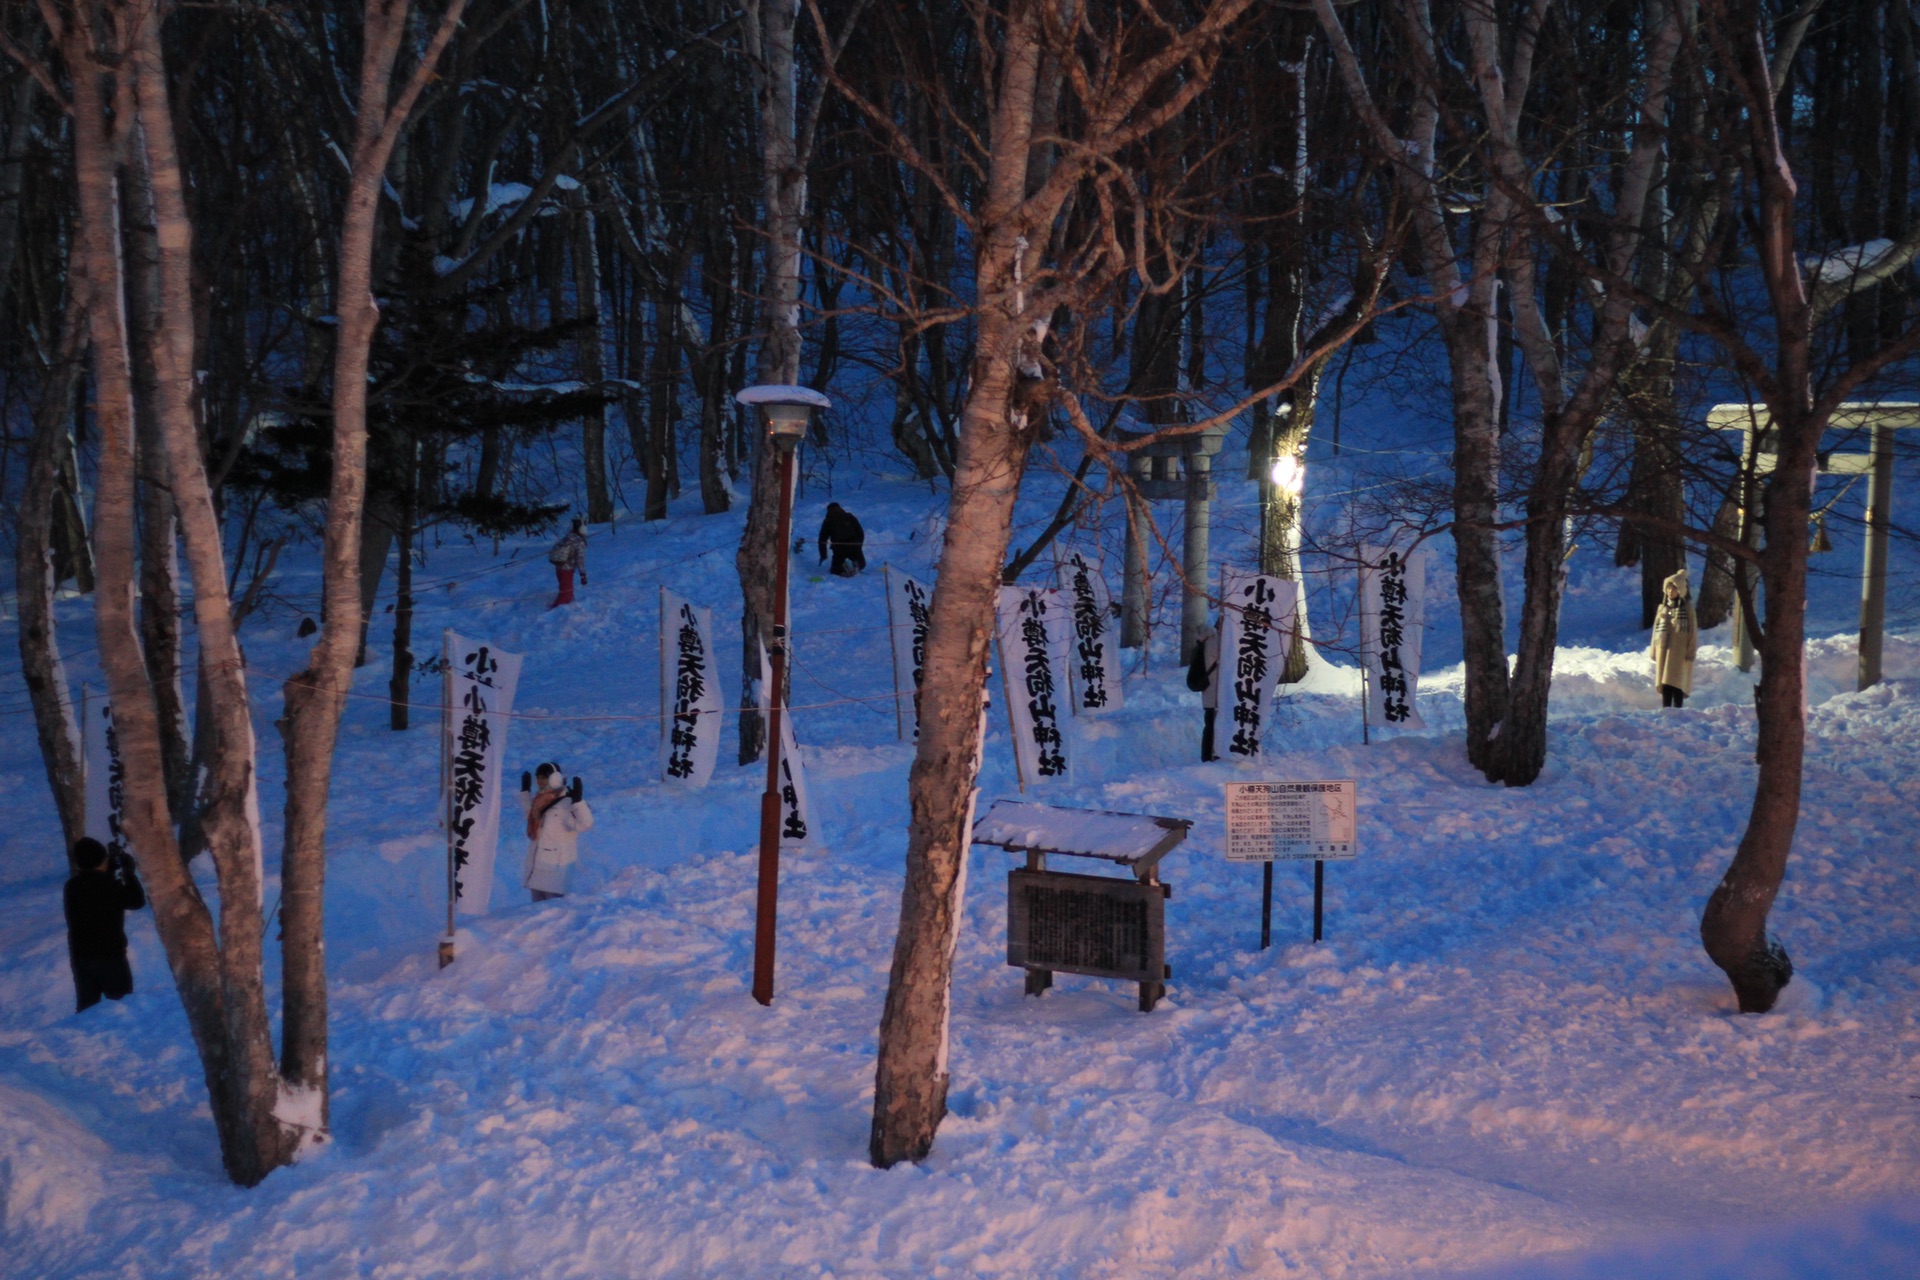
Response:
[270, 661, 907, 727]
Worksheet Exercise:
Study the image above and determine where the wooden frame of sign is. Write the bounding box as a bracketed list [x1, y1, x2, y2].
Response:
[973, 799, 1190, 1012]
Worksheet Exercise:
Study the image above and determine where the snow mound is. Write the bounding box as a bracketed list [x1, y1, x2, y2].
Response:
[0, 1083, 108, 1237]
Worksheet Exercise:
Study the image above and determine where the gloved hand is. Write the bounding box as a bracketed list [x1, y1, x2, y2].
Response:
[569, 777, 584, 803]
[521, 770, 532, 792]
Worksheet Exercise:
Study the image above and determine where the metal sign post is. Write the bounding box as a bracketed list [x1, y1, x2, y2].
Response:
[1260, 861, 1274, 949]
[1313, 859, 1325, 942]
[1226, 780, 1358, 947]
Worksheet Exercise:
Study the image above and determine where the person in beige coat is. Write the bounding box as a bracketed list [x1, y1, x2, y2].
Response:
[517, 763, 593, 902]
[1651, 568, 1699, 708]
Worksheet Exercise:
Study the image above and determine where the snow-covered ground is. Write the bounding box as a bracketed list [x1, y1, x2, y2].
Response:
[2, 441, 1918, 1277]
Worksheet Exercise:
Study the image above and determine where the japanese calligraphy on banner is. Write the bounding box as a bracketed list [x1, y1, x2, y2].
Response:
[1359, 543, 1428, 729]
[444, 631, 522, 914]
[1216, 570, 1298, 757]
[1055, 552, 1122, 713]
[1224, 781, 1358, 861]
[661, 590, 722, 786]
[996, 585, 1071, 783]
[82, 688, 130, 861]
[758, 642, 820, 852]
[884, 567, 933, 738]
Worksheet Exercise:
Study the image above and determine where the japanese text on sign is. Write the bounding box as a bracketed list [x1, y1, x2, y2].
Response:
[1224, 781, 1358, 861]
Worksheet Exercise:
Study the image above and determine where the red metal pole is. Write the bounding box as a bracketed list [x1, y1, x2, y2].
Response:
[752, 441, 797, 1005]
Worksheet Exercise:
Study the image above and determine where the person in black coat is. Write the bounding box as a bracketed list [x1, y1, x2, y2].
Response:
[1186, 620, 1221, 762]
[64, 837, 147, 1012]
[817, 502, 867, 577]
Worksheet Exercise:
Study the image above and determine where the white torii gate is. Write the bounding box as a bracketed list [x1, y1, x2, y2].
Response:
[1708, 401, 1917, 688]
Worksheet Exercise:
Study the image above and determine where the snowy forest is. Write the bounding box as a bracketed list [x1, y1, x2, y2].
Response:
[3, 0, 1920, 1275]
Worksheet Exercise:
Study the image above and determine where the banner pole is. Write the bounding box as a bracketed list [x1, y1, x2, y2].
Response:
[1360, 557, 1371, 747]
[883, 565, 904, 741]
[658, 585, 668, 759]
[79, 688, 88, 808]
[993, 627, 1025, 794]
[439, 629, 455, 968]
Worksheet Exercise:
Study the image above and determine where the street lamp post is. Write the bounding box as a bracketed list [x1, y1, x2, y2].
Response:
[735, 384, 831, 1006]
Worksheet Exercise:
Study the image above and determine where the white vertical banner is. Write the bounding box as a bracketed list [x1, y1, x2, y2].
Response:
[1055, 551, 1122, 712]
[996, 585, 1071, 782]
[661, 590, 723, 785]
[445, 632, 523, 914]
[1216, 570, 1297, 758]
[1360, 543, 1429, 730]
[82, 688, 130, 860]
[758, 642, 821, 852]
[886, 568, 934, 738]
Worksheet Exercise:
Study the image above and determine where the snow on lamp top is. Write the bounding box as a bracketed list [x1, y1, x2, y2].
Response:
[735, 384, 832, 408]
[736, 384, 831, 442]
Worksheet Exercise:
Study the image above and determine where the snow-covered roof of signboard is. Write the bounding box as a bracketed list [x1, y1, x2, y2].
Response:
[972, 800, 1190, 866]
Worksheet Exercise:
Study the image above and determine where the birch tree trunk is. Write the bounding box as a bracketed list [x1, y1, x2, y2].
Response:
[1314, 0, 1512, 774]
[870, 3, 1045, 1168]
[1476, 0, 1684, 787]
[1697, 0, 1817, 1013]
[736, 0, 809, 765]
[1437, 312, 1512, 773]
[867, 0, 1253, 1165]
[1249, 18, 1317, 683]
[276, 0, 468, 1130]
[1702, 405, 1810, 1011]
[121, 143, 192, 816]
[645, 294, 679, 521]
[15, 287, 88, 856]
[126, 0, 298, 1180]
[61, 0, 290, 1186]
[694, 209, 739, 514]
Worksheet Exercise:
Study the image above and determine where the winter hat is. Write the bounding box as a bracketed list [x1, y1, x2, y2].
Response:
[1663, 568, 1690, 597]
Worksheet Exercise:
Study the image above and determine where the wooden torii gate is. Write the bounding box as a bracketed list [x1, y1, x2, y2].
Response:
[1708, 401, 1917, 688]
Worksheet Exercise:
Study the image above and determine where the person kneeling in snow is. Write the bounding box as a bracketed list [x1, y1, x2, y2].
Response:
[519, 763, 593, 902]
[817, 502, 867, 577]
[1651, 568, 1698, 708]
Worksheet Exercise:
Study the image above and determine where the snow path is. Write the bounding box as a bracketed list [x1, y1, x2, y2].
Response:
[3, 472, 1919, 1276]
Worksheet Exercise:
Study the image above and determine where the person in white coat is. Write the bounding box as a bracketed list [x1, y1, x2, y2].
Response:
[518, 763, 593, 902]
[1650, 568, 1699, 708]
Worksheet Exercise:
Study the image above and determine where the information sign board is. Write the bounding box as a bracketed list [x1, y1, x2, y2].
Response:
[1225, 781, 1357, 861]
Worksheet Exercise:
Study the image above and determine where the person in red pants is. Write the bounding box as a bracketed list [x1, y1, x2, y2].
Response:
[548, 517, 587, 608]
